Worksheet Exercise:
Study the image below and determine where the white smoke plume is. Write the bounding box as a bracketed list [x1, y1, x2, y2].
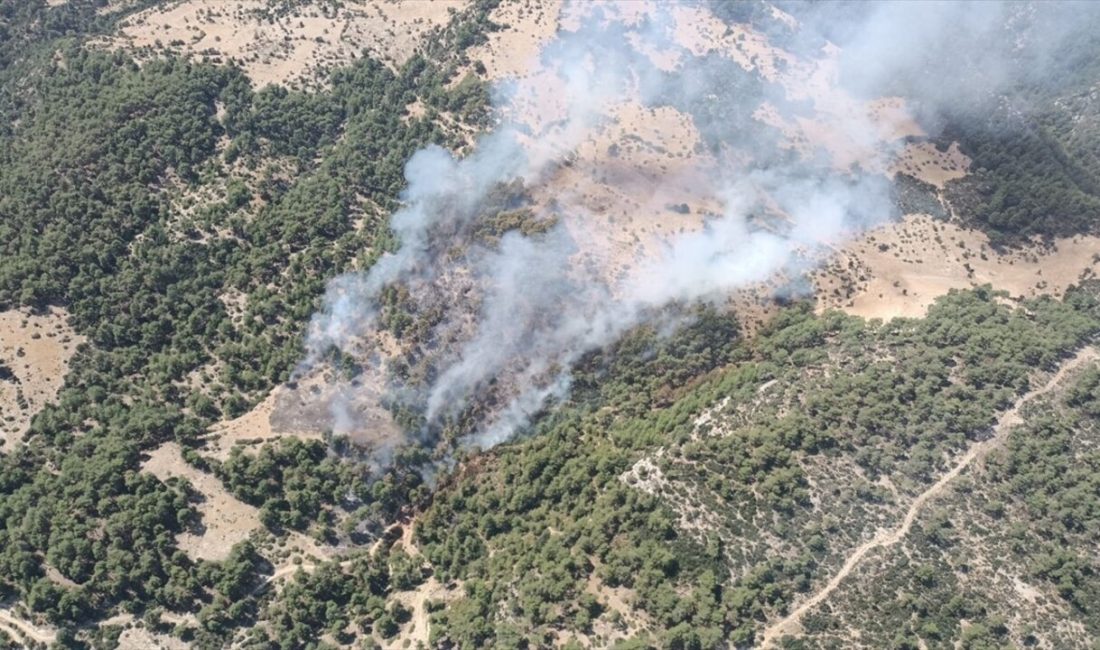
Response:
[299, 1, 1093, 462]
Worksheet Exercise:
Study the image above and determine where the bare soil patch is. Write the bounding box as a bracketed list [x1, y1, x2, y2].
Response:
[465, 0, 562, 81]
[582, 561, 651, 646]
[204, 382, 323, 461]
[487, 1, 938, 310]
[205, 361, 403, 463]
[103, 0, 466, 88]
[142, 441, 261, 562]
[116, 626, 189, 650]
[535, 101, 720, 293]
[0, 307, 84, 452]
[384, 577, 461, 649]
[668, 3, 791, 81]
[815, 214, 1100, 321]
[890, 141, 970, 189]
[0, 607, 56, 646]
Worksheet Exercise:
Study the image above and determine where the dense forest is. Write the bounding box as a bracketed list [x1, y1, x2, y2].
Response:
[1, 1, 1100, 649]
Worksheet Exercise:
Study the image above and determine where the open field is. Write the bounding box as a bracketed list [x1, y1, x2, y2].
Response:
[103, 0, 466, 87]
[0, 307, 84, 452]
[142, 442, 262, 561]
[815, 214, 1100, 320]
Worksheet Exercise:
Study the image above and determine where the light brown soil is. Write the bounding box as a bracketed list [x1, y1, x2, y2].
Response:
[667, 2, 924, 170]
[464, 0, 562, 81]
[534, 101, 720, 293]
[205, 360, 404, 462]
[385, 577, 461, 649]
[203, 382, 323, 461]
[490, 1, 936, 311]
[116, 626, 189, 650]
[142, 441, 262, 562]
[44, 564, 79, 589]
[668, 3, 791, 81]
[890, 141, 970, 189]
[0, 307, 85, 452]
[258, 534, 340, 594]
[725, 281, 798, 338]
[0, 607, 56, 646]
[584, 569, 649, 642]
[814, 214, 1100, 321]
[217, 287, 249, 324]
[756, 69, 924, 172]
[104, 0, 466, 88]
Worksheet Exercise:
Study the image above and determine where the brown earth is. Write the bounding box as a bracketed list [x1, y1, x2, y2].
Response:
[203, 381, 324, 461]
[116, 626, 189, 650]
[142, 441, 262, 562]
[0, 607, 56, 646]
[814, 214, 1100, 321]
[384, 577, 461, 649]
[0, 307, 84, 452]
[102, 0, 467, 88]
[890, 141, 970, 189]
[464, 0, 562, 81]
[204, 361, 404, 464]
[493, 0, 938, 311]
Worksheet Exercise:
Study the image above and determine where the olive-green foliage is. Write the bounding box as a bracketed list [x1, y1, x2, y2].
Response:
[937, 22, 1100, 243]
[233, 554, 402, 649]
[408, 287, 1100, 647]
[63, 98, 1091, 650]
[989, 380, 1100, 628]
[802, 311, 1100, 648]
[1066, 366, 1100, 418]
[943, 116, 1100, 243]
[5, 1, 1100, 647]
[217, 439, 366, 532]
[474, 208, 557, 245]
[0, 0, 493, 641]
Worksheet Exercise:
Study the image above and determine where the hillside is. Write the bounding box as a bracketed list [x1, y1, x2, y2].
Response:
[1, 1, 1100, 649]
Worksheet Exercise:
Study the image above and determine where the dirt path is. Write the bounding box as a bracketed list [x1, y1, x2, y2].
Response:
[760, 346, 1099, 647]
[257, 521, 408, 592]
[0, 608, 56, 646]
[253, 555, 358, 596]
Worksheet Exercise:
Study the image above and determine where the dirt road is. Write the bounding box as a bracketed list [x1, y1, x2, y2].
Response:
[0, 608, 56, 646]
[759, 346, 1099, 647]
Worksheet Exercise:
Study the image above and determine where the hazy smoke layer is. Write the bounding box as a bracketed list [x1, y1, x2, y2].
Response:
[300, 1, 1089, 461]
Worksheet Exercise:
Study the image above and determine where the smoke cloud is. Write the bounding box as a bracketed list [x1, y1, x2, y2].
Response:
[299, 1, 1092, 465]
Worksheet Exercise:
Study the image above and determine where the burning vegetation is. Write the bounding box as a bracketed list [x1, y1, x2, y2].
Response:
[3, 1, 1100, 648]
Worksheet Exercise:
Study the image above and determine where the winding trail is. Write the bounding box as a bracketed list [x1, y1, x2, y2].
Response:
[251, 522, 404, 594]
[759, 346, 1099, 648]
[0, 608, 56, 646]
[252, 558, 356, 596]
